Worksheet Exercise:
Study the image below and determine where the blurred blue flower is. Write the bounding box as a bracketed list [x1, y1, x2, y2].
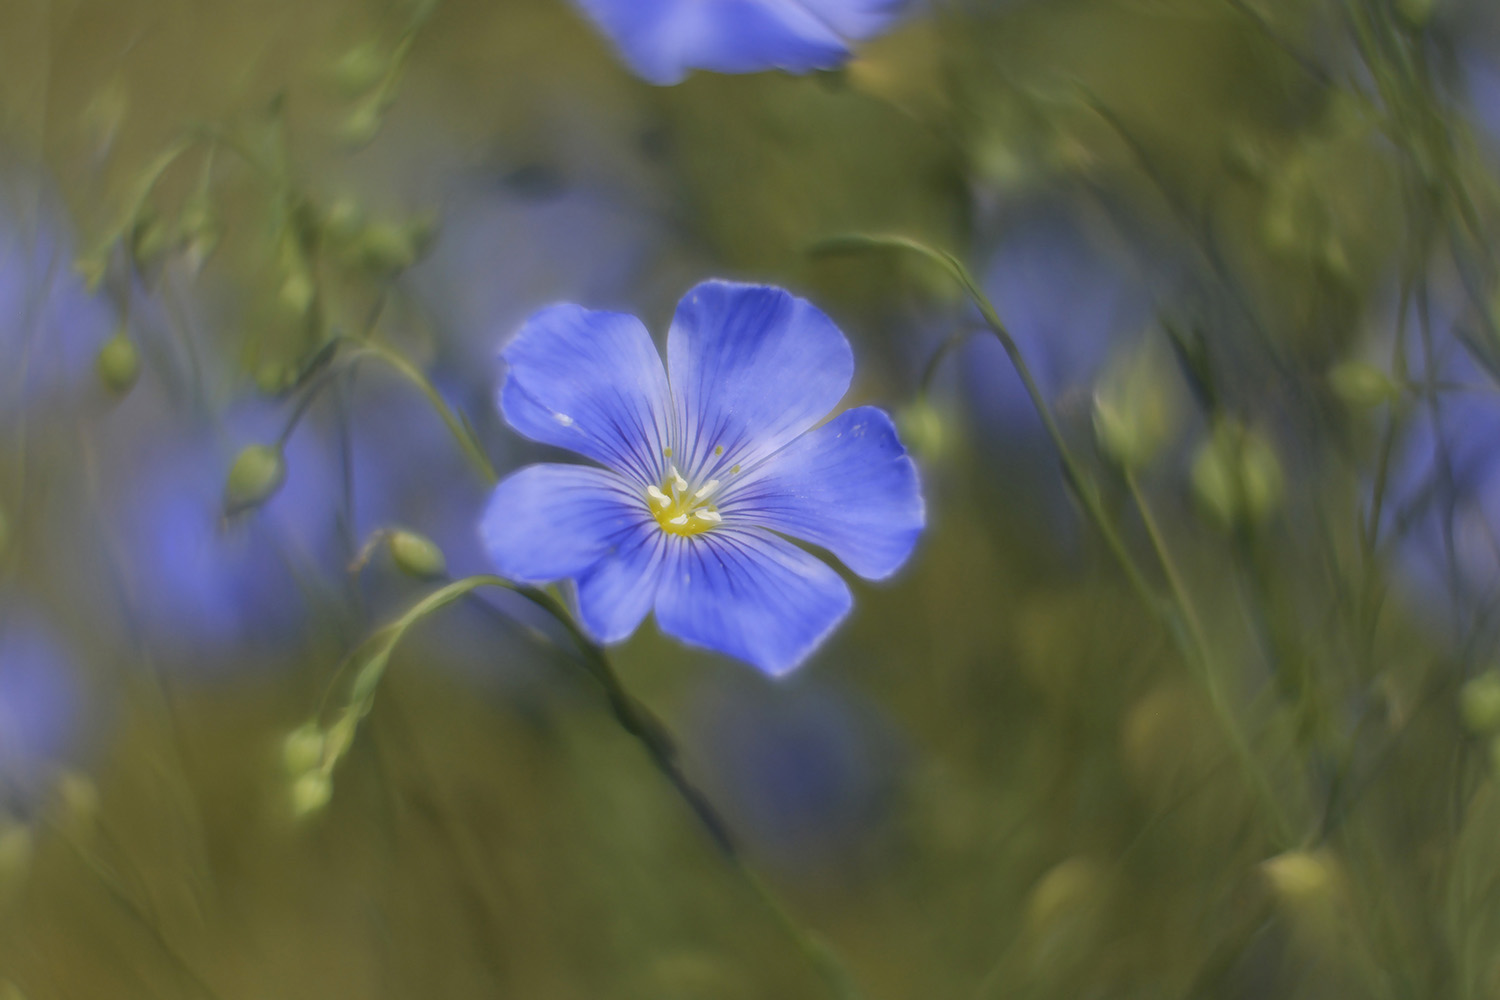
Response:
[0, 170, 115, 418]
[568, 0, 912, 85]
[0, 616, 80, 809]
[482, 280, 924, 675]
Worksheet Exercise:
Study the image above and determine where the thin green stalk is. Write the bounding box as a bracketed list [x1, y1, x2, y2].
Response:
[814, 232, 1293, 846]
[320, 574, 864, 999]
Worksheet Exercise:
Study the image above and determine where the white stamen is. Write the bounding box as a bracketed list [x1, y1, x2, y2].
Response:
[668, 514, 689, 526]
[693, 480, 719, 500]
[693, 510, 722, 524]
[670, 466, 688, 492]
[647, 485, 671, 508]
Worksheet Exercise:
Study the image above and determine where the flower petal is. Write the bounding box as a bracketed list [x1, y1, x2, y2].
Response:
[569, 0, 850, 86]
[500, 304, 671, 486]
[576, 521, 670, 642]
[792, 0, 912, 41]
[667, 280, 853, 481]
[654, 528, 853, 676]
[722, 406, 923, 579]
[481, 464, 650, 584]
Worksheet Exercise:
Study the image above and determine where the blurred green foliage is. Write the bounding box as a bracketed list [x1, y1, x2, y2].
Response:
[3, 0, 1500, 998]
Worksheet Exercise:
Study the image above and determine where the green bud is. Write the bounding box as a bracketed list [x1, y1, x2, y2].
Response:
[1329, 361, 1397, 408]
[278, 269, 315, 316]
[332, 41, 387, 96]
[96, 329, 141, 396]
[322, 197, 365, 243]
[282, 723, 326, 775]
[897, 400, 948, 461]
[1092, 338, 1180, 470]
[1191, 420, 1284, 529]
[387, 529, 447, 579]
[224, 444, 287, 515]
[291, 770, 333, 817]
[1462, 673, 1500, 735]
[353, 222, 416, 273]
[339, 100, 385, 148]
[1262, 849, 1337, 907]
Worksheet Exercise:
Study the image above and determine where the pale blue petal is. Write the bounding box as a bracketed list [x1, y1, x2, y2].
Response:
[481, 464, 650, 584]
[576, 522, 671, 642]
[500, 304, 671, 486]
[667, 280, 853, 482]
[570, 0, 850, 86]
[654, 528, 853, 676]
[794, 0, 913, 41]
[722, 406, 923, 579]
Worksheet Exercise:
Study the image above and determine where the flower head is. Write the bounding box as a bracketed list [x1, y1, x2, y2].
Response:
[482, 280, 924, 675]
[569, 0, 913, 86]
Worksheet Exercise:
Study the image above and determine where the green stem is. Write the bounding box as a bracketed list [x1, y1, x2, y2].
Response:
[322, 575, 864, 999]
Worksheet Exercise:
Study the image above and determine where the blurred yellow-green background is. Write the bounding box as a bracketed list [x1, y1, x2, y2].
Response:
[4, 0, 1500, 996]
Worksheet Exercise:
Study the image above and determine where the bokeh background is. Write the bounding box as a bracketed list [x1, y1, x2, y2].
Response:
[3, 0, 1500, 996]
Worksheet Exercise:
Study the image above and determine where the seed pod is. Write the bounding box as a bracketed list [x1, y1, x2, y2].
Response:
[282, 723, 326, 775]
[387, 529, 447, 580]
[224, 444, 287, 515]
[96, 328, 141, 396]
[1329, 361, 1397, 409]
[1191, 420, 1284, 529]
[332, 41, 387, 96]
[1462, 673, 1500, 735]
[291, 770, 333, 817]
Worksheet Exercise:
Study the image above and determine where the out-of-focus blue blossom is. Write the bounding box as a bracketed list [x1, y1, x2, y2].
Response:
[568, 0, 913, 86]
[964, 205, 1154, 431]
[481, 280, 925, 676]
[0, 615, 80, 811]
[0, 170, 115, 418]
[685, 675, 899, 870]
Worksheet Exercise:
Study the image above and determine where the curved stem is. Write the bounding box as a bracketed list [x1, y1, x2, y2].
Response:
[321, 574, 864, 999]
[814, 232, 1293, 847]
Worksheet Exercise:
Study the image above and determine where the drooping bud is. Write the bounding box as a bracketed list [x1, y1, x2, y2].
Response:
[96, 328, 141, 396]
[896, 400, 949, 461]
[387, 529, 447, 580]
[291, 770, 333, 817]
[1329, 360, 1397, 409]
[1462, 673, 1500, 736]
[1092, 336, 1180, 470]
[1191, 420, 1284, 530]
[282, 722, 327, 776]
[224, 444, 287, 515]
[331, 41, 387, 96]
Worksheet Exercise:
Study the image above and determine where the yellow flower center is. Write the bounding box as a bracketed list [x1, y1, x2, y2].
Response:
[646, 466, 723, 538]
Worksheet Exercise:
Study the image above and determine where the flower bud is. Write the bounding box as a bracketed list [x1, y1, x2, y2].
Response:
[282, 722, 326, 775]
[322, 197, 365, 243]
[1191, 420, 1284, 529]
[224, 444, 287, 515]
[291, 770, 333, 817]
[1329, 361, 1397, 409]
[387, 529, 447, 580]
[1262, 849, 1335, 905]
[278, 269, 315, 316]
[339, 100, 385, 148]
[1462, 673, 1500, 735]
[897, 400, 948, 460]
[331, 41, 387, 96]
[96, 329, 141, 396]
[351, 222, 417, 273]
[1092, 338, 1180, 470]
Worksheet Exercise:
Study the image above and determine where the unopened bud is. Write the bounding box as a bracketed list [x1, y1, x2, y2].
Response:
[278, 269, 315, 316]
[282, 723, 326, 775]
[291, 770, 332, 817]
[322, 197, 365, 243]
[897, 400, 948, 460]
[224, 444, 287, 515]
[352, 222, 416, 273]
[1191, 420, 1284, 529]
[339, 100, 385, 148]
[1462, 673, 1500, 735]
[1329, 361, 1397, 409]
[387, 529, 447, 579]
[1263, 849, 1335, 906]
[96, 329, 141, 396]
[332, 41, 387, 96]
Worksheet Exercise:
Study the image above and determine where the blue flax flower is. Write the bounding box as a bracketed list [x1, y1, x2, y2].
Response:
[569, 0, 912, 86]
[481, 280, 924, 676]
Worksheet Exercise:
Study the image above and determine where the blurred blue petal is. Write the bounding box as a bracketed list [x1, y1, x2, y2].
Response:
[576, 521, 670, 642]
[654, 528, 852, 676]
[723, 406, 923, 579]
[667, 280, 852, 480]
[481, 463, 651, 584]
[571, 0, 914, 85]
[500, 304, 672, 485]
[0, 617, 79, 804]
